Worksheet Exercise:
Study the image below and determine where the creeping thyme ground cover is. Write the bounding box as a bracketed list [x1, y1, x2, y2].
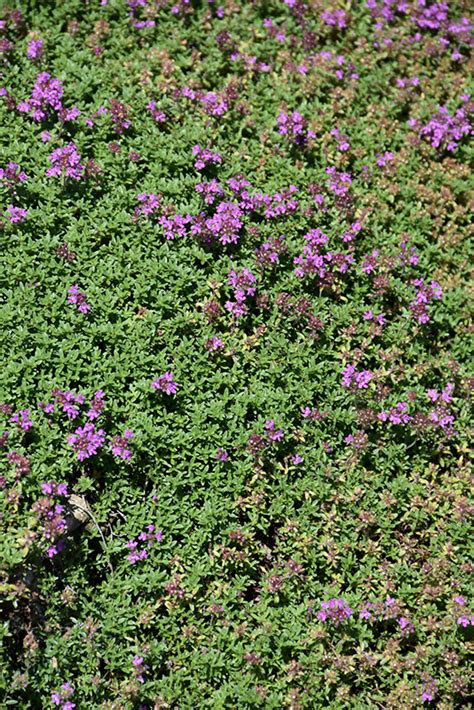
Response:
[0, 0, 473, 707]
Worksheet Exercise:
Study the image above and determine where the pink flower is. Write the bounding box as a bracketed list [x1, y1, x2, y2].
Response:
[151, 371, 178, 395]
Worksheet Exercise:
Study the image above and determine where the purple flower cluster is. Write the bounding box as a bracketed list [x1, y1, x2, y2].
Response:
[277, 111, 315, 146]
[254, 235, 287, 269]
[294, 227, 354, 282]
[317, 598, 353, 625]
[412, 1, 448, 30]
[427, 382, 454, 404]
[376, 150, 395, 169]
[132, 654, 148, 683]
[247, 420, 284, 457]
[86, 390, 105, 420]
[38, 388, 135, 459]
[359, 596, 413, 629]
[7, 450, 31, 475]
[109, 98, 131, 134]
[146, 101, 167, 123]
[321, 9, 347, 29]
[5, 205, 28, 223]
[158, 212, 191, 241]
[126, 524, 162, 564]
[363, 310, 386, 326]
[378, 401, 412, 424]
[225, 267, 257, 318]
[195, 179, 224, 205]
[151, 371, 178, 395]
[32, 482, 69, 557]
[134, 192, 161, 219]
[263, 18, 286, 43]
[110, 429, 134, 460]
[205, 336, 224, 353]
[340, 220, 362, 243]
[193, 201, 244, 246]
[398, 240, 419, 267]
[51, 682, 75, 710]
[46, 389, 85, 419]
[46, 144, 85, 181]
[326, 166, 352, 196]
[419, 100, 472, 152]
[428, 403, 456, 436]
[409, 278, 443, 324]
[342, 364, 373, 389]
[0, 161, 28, 189]
[345, 431, 369, 450]
[17, 72, 79, 123]
[192, 145, 222, 170]
[27, 38, 44, 61]
[67, 422, 106, 461]
[420, 675, 439, 704]
[67, 285, 91, 313]
[301, 405, 328, 421]
[10, 409, 33, 431]
[331, 127, 350, 151]
[177, 86, 230, 117]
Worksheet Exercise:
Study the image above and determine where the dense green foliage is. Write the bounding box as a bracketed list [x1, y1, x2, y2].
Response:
[0, 0, 472, 707]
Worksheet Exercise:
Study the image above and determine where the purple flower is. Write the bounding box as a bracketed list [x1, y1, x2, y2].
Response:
[192, 145, 222, 171]
[277, 110, 315, 146]
[195, 179, 224, 205]
[151, 371, 178, 395]
[205, 336, 224, 352]
[254, 235, 287, 269]
[46, 143, 85, 181]
[321, 9, 347, 29]
[67, 285, 90, 313]
[419, 102, 472, 153]
[127, 525, 162, 564]
[341, 364, 373, 389]
[409, 278, 443, 324]
[378, 402, 412, 425]
[5, 205, 28, 223]
[86, 390, 105, 420]
[197, 201, 243, 246]
[18, 72, 63, 121]
[67, 422, 105, 461]
[326, 166, 352, 196]
[158, 213, 191, 241]
[0, 162, 28, 188]
[51, 388, 85, 419]
[317, 598, 353, 625]
[398, 616, 415, 635]
[27, 39, 44, 60]
[420, 676, 438, 704]
[225, 268, 256, 317]
[51, 682, 75, 709]
[111, 429, 134, 460]
[10, 409, 33, 431]
[264, 420, 284, 442]
[132, 654, 149, 683]
[216, 448, 229, 461]
[134, 192, 161, 219]
[147, 101, 167, 123]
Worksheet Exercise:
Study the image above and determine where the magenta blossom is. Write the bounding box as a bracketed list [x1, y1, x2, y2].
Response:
[67, 285, 91, 313]
[111, 429, 134, 460]
[151, 371, 178, 395]
[67, 422, 105, 461]
[5, 205, 28, 223]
